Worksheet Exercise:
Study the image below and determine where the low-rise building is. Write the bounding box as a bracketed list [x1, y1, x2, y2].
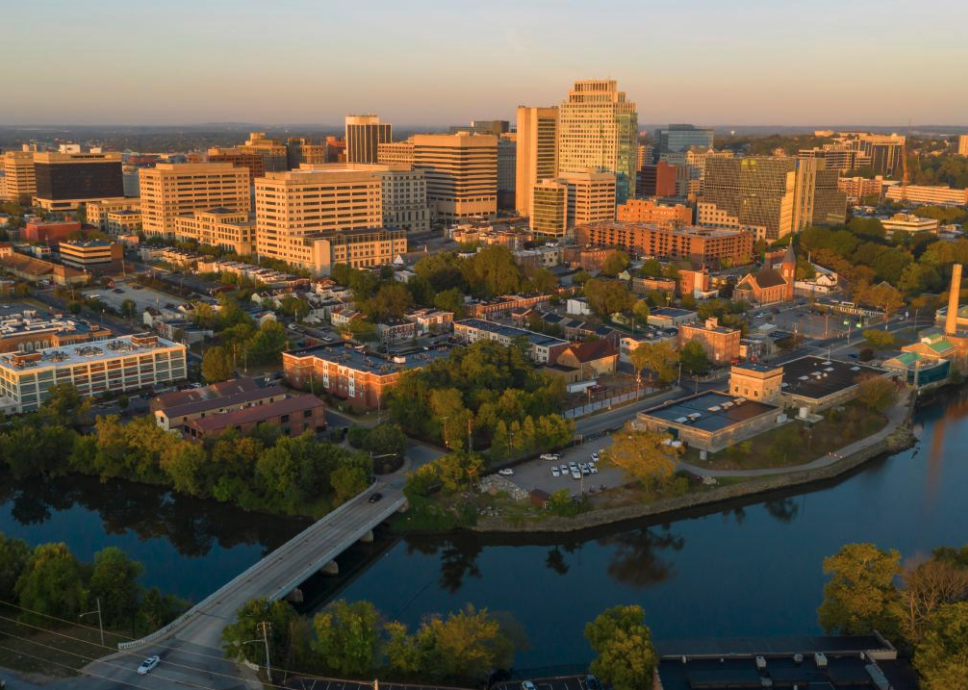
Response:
[632, 276, 677, 296]
[87, 198, 141, 231]
[728, 361, 784, 403]
[152, 377, 287, 431]
[881, 213, 940, 236]
[282, 344, 451, 411]
[453, 318, 570, 364]
[0, 310, 111, 353]
[885, 184, 967, 206]
[0, 253, 88, 286]
[184, 394, 327, 440]
[616, 198, 693, 226]
[465, 293, 553, 319]
[376, 320, 417, 342]
[618, 327, 679, 364]
[175, 207, 256, 255]
[679, 317, 742, 363]
[554, 339, 618, 379]
[58, 239, 123, 272]
[0, 333, 186, 412]
[576, 220, 754, 266]
[780, 355, 886, 412]
[404, 308, 454, 334]
[647, 307, 698, 328]
[637, 390, 782, 453]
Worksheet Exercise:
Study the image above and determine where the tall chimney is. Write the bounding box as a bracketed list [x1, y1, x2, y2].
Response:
[945, 263, 963, 336]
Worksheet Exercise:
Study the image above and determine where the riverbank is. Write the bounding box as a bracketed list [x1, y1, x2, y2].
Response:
[465, 390, 920, 535]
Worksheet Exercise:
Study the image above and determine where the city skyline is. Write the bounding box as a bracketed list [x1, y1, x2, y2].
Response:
[5, 0, 968, 127]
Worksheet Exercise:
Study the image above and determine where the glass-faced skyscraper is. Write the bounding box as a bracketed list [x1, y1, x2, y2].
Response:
[655, 124, 715, 155]
[557, 80, 638, 202]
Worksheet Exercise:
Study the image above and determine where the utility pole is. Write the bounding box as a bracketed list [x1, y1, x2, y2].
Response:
[80, 598, 104, 646]
[260, 620, 273, 682]
[467, 416, 473, 453]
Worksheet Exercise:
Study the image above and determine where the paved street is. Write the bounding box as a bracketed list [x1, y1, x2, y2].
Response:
[493, 675, 597, 690]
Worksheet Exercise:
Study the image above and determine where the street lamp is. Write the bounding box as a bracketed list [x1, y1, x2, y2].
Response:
[80, 598, 104, 646]
[241, 621, 272, 682]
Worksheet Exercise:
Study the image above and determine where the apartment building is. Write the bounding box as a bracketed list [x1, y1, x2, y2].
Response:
[562, 170, 616, 227]
[885, 185, 968, 206]
[0, 334, 186, 413]
[515, 106, 558, 218]
[345, 115, 392, 164]
[175, 207, 256, 255]
[838, 176, 888, 201]
[33, 152, 124, 211]
[377, 166, 431, 233]
[206, 147, 266, 182]
[140, 163, 251, 238]
[413, 133, 497, 222]
[575, 220, 754, 266]
[616, 199, 692, 226]
[557, 80, 638, 201]
[678, 317, 742, 363]
[958, 135, 968, 157]
[184, 394, 326, 440]
[1, 151, 37, 202]
[453, 319, 569, 364]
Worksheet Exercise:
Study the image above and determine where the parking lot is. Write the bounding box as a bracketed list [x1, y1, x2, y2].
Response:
[503, 434, 628, 498]
[494, 674, 599, 690]
[86, 280, 189, 315]
[284, 680, 468, 690]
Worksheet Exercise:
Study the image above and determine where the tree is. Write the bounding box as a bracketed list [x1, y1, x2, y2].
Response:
[385, 620, 421, 674]
[202, 345, 234, 383]
[856, 376, 896, 413]
[862, 329, 895, 348]
[584, 278, 633, 316]
[15, 542, 86, 620]
[817, 543, 902, 636]
[602, 423, 679, 484]
[38, 382, 91, 429]
[120, 298, 138, 321]
[914, 601, 968, 690]
[364, 423, 407, 459]
[632, 300, 651, 325]
[330, 463, 369, 505]
[460, 245, 523, 297]
[434, 452, 484, 492]
[629, 342, 679, 386]
[248, 320, 288, 365]
[223, 598, 299, 668]
[434, 287, 465, 318]
[584, 605, 657, 690]
[0, 532, 30, 602]
[410, 604, 514, 682]
[364, 282, 413, 322]
[89, 547, 145, 626]
[602, 250, 630, 277]
[311, 600, 380, 676]
[900, 556, 968, 644]
[679, 341, 711, 375]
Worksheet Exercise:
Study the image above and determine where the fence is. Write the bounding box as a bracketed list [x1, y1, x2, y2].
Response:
[562, 386, 653, 419]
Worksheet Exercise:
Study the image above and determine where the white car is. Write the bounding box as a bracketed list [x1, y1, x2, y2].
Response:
[591, 452, 600, 462]
[540, 453, 560, 461]
[590, 465, 599, 474]
[498, 468, 514, 477]
[522, 682, 537, 690]
[571, 468, 582, 480]
[559, 464, 568, 475]
[137, 656, 160, 675]
[552, 467, 561, 477]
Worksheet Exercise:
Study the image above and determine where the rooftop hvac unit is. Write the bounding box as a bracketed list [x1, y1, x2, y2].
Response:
[688, 412, 702, 421]
[824, 367, 835, 372]
[722, 402, 734, 409]
[675, 416, 689, 424]
[799, 375, 810, 381]
[735, 397, 747, 404]
[755, 656, 766, 670]
[708, 405, 722, 412]
[851, 366, 861, 371]
[814, 652, 828, 668]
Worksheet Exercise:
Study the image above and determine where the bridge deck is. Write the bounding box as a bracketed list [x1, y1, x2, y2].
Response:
[120, 482, 406, 652]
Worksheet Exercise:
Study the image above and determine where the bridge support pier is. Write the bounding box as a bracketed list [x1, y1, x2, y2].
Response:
[284, 588, 304, 605]
[359, 530, 374, 543]
[397, 499, 410, 513]
[320, 560, 340, 576]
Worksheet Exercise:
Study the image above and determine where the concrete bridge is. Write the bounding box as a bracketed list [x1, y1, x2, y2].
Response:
[119, 481, 407, 653]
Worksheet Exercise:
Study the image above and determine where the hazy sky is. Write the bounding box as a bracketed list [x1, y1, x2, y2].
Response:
[4, 0, 967, 127]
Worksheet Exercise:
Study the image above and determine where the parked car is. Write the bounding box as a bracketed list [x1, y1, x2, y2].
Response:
[498, 468, 514, 476]
[586, 675, 601, 690]
[368, 492, 383, 503]
[522, 682, 537, 690]
[571, 468, 582, 480]
[590, 452, 599, 461]
[540, 453, 560, 461]
[559, 464, 568, 475]
[590, 466, 599, 474]
[552, 467, 560, 478]
[137, 656, 160, 675]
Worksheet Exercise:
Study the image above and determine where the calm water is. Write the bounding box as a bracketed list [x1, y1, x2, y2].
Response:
[2, 389, 967, 669]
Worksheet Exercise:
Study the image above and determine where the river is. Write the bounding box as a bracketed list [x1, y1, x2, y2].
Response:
[2, 389, 967, 669]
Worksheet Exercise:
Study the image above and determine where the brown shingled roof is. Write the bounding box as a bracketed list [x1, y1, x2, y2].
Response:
[563, 339, 618, 363]
[187, 394, 324, 434]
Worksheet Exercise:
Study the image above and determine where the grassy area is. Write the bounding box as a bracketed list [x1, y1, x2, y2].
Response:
[684, 403, 888, 471]
[0, 615, 128, 678]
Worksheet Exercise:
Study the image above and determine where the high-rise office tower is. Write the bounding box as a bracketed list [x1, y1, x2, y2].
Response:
[449, 120, 510, 136]
[206, 147, 266, 182]
[562, 170, 617, 228]
[959, 135, 968, 156]
[637, 144, 655, 170]
[33, 152, 124, 211]
[655, 124, 715, 155]
[855, 134, 904, 175]
[531, 179, 569, 237]
[286, 138, 328, 169]
[345, 115, 392, 164]
[515, 106, 558, 218]
[702, 157, 797, 241]
[412, 133, 497, 223]
[0, 151, 37, 202]
[497, 134, 517, 210]
[378, 141, 415, 167]
[809, 161, 848, 227]
[139, 163, 251, 238]
[637, 162, 679, 198]
[557, 80, 638, 202]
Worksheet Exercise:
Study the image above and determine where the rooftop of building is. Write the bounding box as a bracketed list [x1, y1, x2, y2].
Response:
[157, 383, 286, 419]
[651, 307, 696, 318]
[455, 318, 569, 348]
[0, 333, 181, 371]
[582, 220, 748, 239]
[61, 239, 114, 248]
[285, 343, 451, 375]
[641, 390, 778, 433]
[0, 311, 98, 339]
[781, 356, 884, 400]
[681, 318, 740, 335]
[187, 394, 324, 434]
[154, 377, 260, 410]
[561, 339, 617, 363]
[732, 361, 782, 374]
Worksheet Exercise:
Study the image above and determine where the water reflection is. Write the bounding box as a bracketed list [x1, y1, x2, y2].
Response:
[1, 472, 308, 558]
[598, 526, 685, 588]
[764, 497, 800, 523]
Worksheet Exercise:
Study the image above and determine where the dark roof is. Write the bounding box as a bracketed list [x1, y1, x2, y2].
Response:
[741, 268, 786, 289]
[160, 385, 287, 419]
[642, 391, 778, 433]
[563, 339, 617, 363]
[781, 356, 884, 401]
[188, 394, 323, 433]
[153, 377, 260, 410]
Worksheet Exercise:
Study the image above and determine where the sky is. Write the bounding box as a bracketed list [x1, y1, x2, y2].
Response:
[4, 0, 967, 127]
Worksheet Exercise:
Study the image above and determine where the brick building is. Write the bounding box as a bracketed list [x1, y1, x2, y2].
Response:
[679, 317, 742, 363]
[575, 221, 753, 266]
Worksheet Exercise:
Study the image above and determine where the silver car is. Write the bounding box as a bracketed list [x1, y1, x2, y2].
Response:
[137, 656, 160, 675]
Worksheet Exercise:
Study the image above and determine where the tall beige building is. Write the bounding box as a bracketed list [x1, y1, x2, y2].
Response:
[254, 166, 385, 273]
[345, 115, 392, 164]
[139, 163, 251, 238]
[287, 138, 328, 169]
[515, 106, 558, 218]
[378, 141, 415, 167]
[175, 208, 256, 255]
[376, 167, 431, 234]
[531, 179, 569, 237]
[562, 170, 617, 228]
[241, 132, 288, 172]
[412, 133, 497, 223]
[702, 158, 797, 241]
[557, 80, 638, 201]
[959, 135, 968, 157]
[1, 151, 37, 202]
